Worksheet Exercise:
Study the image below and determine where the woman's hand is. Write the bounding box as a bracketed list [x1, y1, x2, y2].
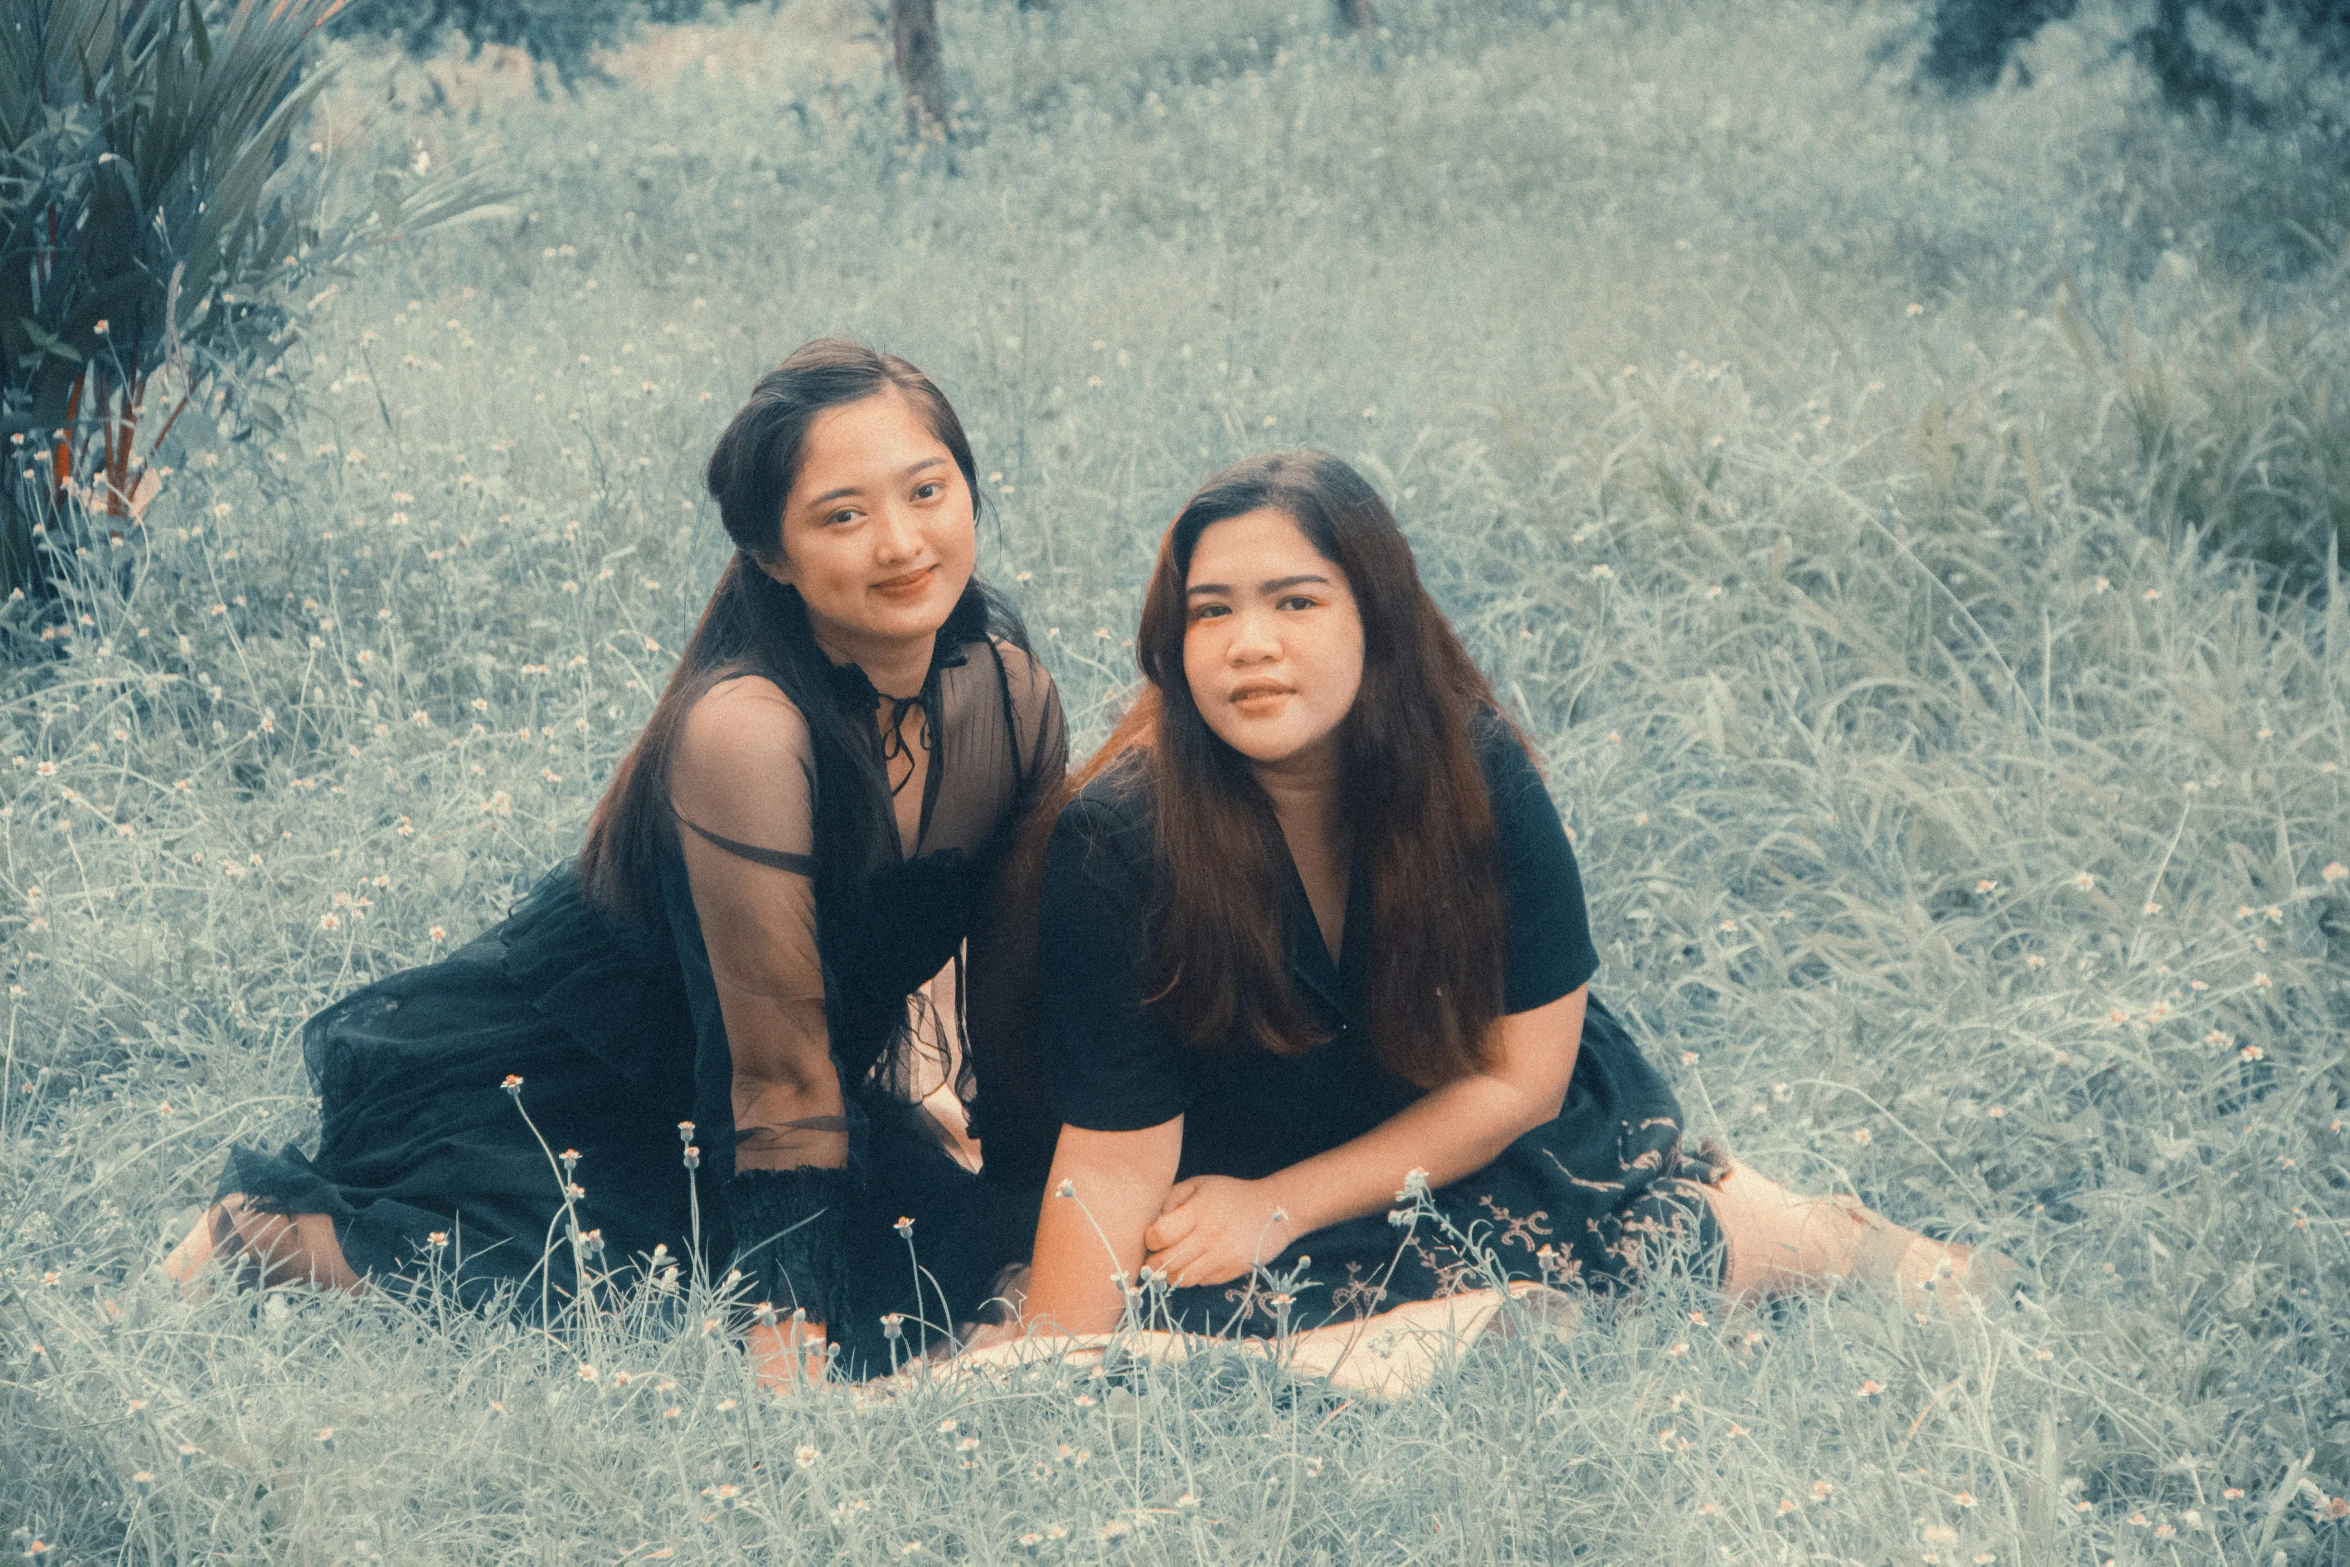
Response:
[744, 1320, 828, 1392]
[1142, 1175, 1300, 1288]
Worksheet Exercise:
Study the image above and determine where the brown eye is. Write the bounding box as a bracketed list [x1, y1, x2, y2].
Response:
[914, 481, 944, 501]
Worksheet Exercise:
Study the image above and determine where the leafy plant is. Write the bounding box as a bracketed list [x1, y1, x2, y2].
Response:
[0, 0, 513, 604]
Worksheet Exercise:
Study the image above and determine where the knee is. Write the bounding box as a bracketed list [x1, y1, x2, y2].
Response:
[1700, 1165, 1860, 1297]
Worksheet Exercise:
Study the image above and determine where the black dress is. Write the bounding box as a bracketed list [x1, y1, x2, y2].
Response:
[1035, 715, 1725, 1336]
[222, 633, 1066, 1376]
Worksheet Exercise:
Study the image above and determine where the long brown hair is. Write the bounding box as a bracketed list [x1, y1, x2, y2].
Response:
[576, 337, 1018, 920]
[1070, 452, 1518, 1090]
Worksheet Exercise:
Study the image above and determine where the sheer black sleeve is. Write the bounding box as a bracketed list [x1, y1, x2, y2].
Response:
[954, 641, 1071, 1179]
[1003, 640, 1068, 813]
[667, 676, 840, 1167]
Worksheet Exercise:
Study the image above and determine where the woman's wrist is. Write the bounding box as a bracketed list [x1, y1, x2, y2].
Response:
[744, 1318, 829, 1384]
[750, 1311, 827, 1346]
[1257, 1169, 1324, 1240]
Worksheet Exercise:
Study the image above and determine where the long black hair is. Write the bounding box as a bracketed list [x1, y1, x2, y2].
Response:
[1019, 453, 1515, 1089]
[578, 337, 1026, 922]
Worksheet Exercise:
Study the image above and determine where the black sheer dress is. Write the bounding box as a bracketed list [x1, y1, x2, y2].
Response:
[222, 631, 1066, 1376]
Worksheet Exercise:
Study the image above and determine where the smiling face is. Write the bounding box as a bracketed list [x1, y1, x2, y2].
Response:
[754, 388, 976, 666]
[1181, 507, 1366, 776]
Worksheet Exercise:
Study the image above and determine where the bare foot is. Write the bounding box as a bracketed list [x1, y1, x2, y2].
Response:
[1832, 1196, 2018, 1314]
[1702, 1164, 2014, 1313]
[161, 1196, 364, 1298]
[161, 1204, 229, 1297]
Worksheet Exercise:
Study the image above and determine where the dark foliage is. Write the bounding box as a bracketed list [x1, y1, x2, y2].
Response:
[1920, 0, 2350, 131]
[1918, 0, 2078, 91]
[335, 0, 771, 89]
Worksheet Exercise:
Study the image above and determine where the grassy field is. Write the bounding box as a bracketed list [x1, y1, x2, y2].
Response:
[3, 0, 2348, 1560]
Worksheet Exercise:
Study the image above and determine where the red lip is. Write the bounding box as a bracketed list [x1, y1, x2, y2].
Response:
[871, 566, 935, 596]
[1228, 681, 1293, 703]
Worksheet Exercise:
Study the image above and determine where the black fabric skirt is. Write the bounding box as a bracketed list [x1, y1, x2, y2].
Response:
[221, 881, 1039, 1379]
[1151, 1004, 1729, 1336]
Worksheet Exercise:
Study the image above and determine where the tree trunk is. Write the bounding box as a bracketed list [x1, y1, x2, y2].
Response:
[890, 0, 949, 144]
[1333, 0, 1375, 32]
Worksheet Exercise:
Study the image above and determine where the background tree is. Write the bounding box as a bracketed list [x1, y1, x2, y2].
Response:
[334, 0, 769, 92]
[889, 0, 946, 143]
[1333, 0, 1374, 33]
[336, 0, 637, 89]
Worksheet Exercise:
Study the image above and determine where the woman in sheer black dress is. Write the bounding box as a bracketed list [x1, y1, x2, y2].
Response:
[165, 339, 1066, 1383]
[1013, 453, 2006, 1339]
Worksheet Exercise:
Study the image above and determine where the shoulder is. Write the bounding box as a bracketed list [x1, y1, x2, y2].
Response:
[1048, 759, 1155, 871]
[1470, 708, 1546, 803]
[972, 635, 1063, 732]
[1040, 762, 1157, 922]
[1068, 756, 1152, 830]
[982, 635, 1058, 697]
[675, 674, 814, 770]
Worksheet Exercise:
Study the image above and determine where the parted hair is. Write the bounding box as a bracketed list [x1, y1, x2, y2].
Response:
[577, 337, 1018, 920]
[1066, 452, 1520, 1090]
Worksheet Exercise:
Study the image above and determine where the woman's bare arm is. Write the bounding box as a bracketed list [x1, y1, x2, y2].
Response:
[1142, 987, 1587, 1288]
[1020, 1117, 1185, 1334]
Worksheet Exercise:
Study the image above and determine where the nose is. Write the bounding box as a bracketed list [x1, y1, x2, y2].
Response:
[869, 499, 921, 566]
[1225, 604, 1280, 665]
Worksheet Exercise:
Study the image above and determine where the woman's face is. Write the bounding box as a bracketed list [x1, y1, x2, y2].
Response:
[757, 389, 976, 658]
[1181, 507, 1365, 775]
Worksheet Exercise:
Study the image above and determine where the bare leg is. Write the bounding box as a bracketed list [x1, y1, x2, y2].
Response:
[1698, 1161, 2007, 1312]
[163, 1194, 365, 1298]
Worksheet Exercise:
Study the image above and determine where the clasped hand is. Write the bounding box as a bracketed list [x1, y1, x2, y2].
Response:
[1141, 1174, 1299, 1289]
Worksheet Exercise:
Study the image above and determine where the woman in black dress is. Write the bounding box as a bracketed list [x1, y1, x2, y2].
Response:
[164, 339, 1066, 1383]
[1016, 453, 2001, 1338]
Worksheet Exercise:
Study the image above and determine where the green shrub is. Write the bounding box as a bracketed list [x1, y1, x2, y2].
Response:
[0, 0, 512, 608]
[1918, 0, 2350, 127]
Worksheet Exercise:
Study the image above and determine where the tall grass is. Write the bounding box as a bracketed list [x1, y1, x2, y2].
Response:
[2, 1, 2346, 1562]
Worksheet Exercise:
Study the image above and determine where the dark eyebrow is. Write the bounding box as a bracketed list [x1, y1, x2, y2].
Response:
[1185, 572, 1332, 599]
[801, 457, 950, 512]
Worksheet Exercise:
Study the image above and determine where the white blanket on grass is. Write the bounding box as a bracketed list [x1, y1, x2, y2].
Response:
[905, 1281, 1580, 1400]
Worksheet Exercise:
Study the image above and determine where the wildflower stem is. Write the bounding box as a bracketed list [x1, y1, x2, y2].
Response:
[505, 1083, 587, 1320]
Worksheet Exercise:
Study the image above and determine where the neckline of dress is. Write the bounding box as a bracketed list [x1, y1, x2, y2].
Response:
[1266, 807, 1364, 1011]
[818, 637, 971, 715]
[820, 637, 979, 863]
